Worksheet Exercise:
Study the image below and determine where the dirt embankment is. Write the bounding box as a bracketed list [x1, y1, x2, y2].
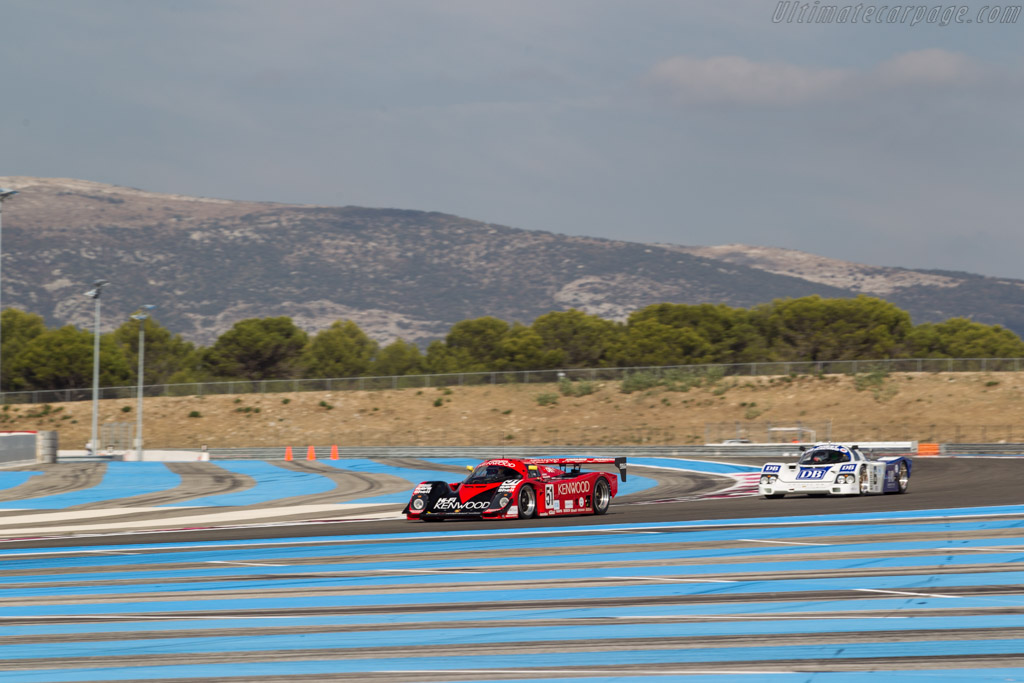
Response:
[4, 372, 1022, 449]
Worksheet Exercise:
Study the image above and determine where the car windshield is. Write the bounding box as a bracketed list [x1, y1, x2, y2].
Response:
[798, 449, 848, 465]
[465, 464, 522, 484]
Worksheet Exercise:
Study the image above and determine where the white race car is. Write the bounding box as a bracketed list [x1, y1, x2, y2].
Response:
[758, 443, 911, 499]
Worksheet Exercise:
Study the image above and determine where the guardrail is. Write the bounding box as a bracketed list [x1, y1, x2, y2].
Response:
[55, 442, 1015, 463]
[940, 443, 1024, 455]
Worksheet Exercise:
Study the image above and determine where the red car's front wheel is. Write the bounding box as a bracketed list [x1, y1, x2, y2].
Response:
[517, 485, 536, 519]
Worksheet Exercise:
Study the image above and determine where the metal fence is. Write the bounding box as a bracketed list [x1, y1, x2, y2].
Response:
[172, 423, 1020, 449]
[4, 356, 1024, 406]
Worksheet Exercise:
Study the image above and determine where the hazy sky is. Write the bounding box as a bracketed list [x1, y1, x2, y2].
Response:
[2, 0, 1022, 277]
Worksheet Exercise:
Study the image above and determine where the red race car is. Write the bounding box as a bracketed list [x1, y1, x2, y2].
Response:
[404, 456, 627, 521]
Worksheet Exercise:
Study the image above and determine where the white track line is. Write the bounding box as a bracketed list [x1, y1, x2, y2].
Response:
[937, 546, 1024, 552]
[741, 539, 830, 546]
[608, 575, 737, 584]
[0, 503, 400, 536]
[382, 670, 790, 676]
[854, 588, 960, 599]
[377, 568, 480, 574]
[4, 509, 1024, 557]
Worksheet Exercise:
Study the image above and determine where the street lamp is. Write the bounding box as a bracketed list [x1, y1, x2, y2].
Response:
[84, 279, 109, 457]
[129, 305, 155, 462]
[0, 188, 19, 395]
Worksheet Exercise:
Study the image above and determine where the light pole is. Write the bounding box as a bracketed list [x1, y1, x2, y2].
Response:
[84, 280, 109, 457]
[130, 305, 155, 462]
[0, 188, 18, 395]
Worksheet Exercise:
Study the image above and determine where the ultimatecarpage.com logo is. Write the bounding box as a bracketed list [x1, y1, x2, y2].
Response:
[772, 2, 1021, 25]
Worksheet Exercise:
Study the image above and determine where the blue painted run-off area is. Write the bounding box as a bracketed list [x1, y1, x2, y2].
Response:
[0, 455, 755, 509]
[0, 463, 181, 509]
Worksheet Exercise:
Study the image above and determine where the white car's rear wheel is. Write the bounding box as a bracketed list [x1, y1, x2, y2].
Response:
[896, 461, 909, 493]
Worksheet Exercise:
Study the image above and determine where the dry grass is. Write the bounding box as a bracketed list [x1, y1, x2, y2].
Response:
[7, 371, 1024, 449]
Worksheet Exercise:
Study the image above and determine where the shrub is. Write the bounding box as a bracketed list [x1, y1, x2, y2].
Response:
[662, 370, 705, 392]
[621, 369, 720, 393]
[620, 371, 662, 393]
[188, 411, 202, 418]
[853, 369, 888, 391]
[559, 377, 598, 397]
[535, 393, 559, 406]
[704, 366, 726, 384]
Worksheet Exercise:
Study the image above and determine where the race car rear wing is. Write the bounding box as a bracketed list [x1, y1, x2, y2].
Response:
[524, 456, 627, 482]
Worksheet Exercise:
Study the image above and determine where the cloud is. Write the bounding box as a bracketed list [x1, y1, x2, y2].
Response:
[869, 48, 983, 88]
[647, 55, 847, 105]
[646, 49, 987, 106]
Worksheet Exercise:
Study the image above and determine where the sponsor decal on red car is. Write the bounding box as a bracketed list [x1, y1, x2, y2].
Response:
[558, 480, 591, 496]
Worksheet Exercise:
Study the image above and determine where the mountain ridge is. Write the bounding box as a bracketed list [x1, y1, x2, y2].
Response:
[1, 176, 1021, 345]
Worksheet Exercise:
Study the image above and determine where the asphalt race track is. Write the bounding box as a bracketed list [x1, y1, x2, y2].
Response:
[1, 454, 1023, 682]
[0, 455, 1017, 546]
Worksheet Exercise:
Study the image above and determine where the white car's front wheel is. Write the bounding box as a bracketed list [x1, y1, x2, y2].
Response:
[858, 464, 870, 495]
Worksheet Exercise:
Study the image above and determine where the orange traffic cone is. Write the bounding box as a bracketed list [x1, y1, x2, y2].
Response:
[306, 445, 317, 461]
[330, 444, 339, 460]
[284, 446, 293, 461]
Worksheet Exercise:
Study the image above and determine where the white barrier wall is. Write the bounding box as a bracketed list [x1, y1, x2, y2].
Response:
[0, 431, 40, 463]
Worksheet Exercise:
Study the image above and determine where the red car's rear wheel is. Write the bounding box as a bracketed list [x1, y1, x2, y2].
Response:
[593, 477, 611, 515]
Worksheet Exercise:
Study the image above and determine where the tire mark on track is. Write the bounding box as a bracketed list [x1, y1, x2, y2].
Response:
[0, 463, 106, 506]
[71, 463, 257, 509]
[6, 629, 1024, 672]
[251, 461, 411, 507]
